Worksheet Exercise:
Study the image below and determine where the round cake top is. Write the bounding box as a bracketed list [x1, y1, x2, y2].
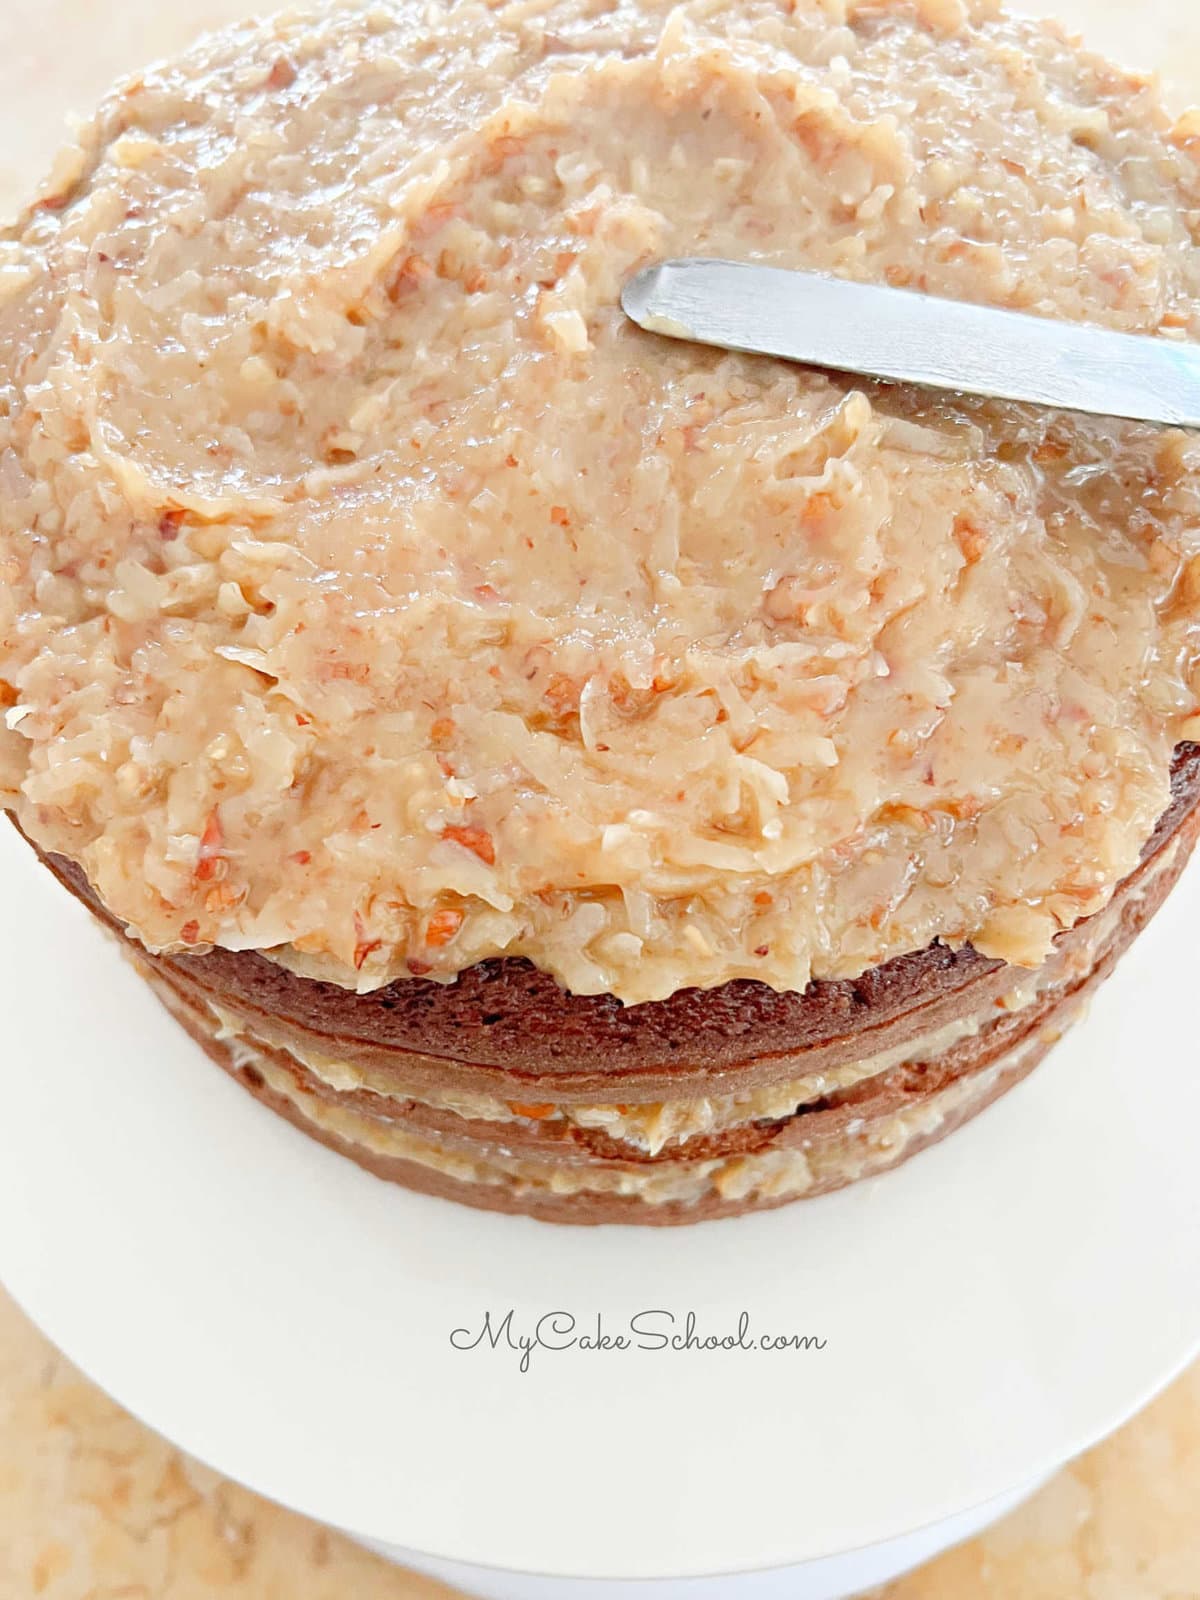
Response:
[1, 0, 1199, 1004]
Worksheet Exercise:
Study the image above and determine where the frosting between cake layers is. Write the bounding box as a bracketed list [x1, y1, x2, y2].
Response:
[2, 0, 1200, 1002]
[234, 1027, 1057, 1205]
[161, 835, 1173, 1152]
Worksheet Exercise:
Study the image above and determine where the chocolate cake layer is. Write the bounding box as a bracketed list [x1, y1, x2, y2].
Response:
[170, 993, 1061, 1226]
[138, 834, 1174, 1171]
[25, 744, 1200, 1109]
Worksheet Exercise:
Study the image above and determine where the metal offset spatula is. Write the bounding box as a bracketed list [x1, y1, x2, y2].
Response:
[621, 258, 1200, 429]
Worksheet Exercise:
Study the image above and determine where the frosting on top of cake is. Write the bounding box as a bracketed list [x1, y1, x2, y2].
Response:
[1, 0, 1199, 1003]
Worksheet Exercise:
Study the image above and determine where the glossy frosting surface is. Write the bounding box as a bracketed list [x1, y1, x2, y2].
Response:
[2, 0, 1199, 1001]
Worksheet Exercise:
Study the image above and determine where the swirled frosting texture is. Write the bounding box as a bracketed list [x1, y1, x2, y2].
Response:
[2, 0, 1200, 1002]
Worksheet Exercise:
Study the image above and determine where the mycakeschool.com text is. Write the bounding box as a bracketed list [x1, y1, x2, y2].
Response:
[449, 1310, 828, 1373]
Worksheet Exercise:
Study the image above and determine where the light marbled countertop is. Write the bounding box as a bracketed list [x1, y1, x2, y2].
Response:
[3, 1, 1200, 1595]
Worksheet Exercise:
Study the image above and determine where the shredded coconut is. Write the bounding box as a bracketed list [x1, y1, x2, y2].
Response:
[1, 0, 1199, 1003]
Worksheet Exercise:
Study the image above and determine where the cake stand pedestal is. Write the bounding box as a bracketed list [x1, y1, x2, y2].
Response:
[366, 1471, 1049, 1599]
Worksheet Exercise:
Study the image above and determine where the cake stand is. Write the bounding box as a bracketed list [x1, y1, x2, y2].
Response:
[0, 824, 1198, 1596]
